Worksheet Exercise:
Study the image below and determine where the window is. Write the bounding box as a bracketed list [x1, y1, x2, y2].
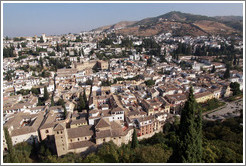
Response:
[103, 138, 105, 142]
[57, 131, 59, 134]
[78, 138, 80, 141]
[61, 131, 63, 134]
[85, 137, 87, 140]
[119, 137, 121, 139]
[45, 130, 49, 133]
[61, 136, 63, 139]
[70, 139, 73, 142]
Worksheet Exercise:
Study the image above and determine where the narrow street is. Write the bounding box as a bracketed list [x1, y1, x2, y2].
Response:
[203, 98, 243, 121]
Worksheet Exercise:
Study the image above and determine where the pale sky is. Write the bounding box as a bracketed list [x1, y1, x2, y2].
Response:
[3, 3, 244, 37]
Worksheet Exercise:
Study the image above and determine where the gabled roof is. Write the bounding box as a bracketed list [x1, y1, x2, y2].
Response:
[96, 129, 111, 138]
[95, 118, 110, 129]
[110, 121, 122, 130]
[67, 125, 94, 138]
[68, 140, 95, 150]
[111, 106, 124, 113]
[53, 123, 65, 131]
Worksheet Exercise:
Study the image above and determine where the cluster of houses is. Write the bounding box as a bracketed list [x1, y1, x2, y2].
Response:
[2, 31, 243, 157]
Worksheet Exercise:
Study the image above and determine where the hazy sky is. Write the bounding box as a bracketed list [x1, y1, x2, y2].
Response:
[3, 3, 244, 37]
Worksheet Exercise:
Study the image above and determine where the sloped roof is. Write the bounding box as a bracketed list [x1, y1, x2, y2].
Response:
[70, 118, 87, 125]
[96, 129, 111, 138]
[95, 118, 110, 129]
[67, 125, 94, 139]
[68, 140, 95, 150]
[111, 106, 124, 113]
[53, 123, 66, 131]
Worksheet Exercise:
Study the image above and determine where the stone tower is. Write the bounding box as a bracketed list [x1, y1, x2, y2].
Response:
[54, 123, 68, 156]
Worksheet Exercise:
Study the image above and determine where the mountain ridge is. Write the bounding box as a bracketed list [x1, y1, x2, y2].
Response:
[91, 11, 243, 37]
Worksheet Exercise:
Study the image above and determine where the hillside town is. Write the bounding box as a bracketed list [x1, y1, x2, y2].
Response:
[3, 30, 243, 157]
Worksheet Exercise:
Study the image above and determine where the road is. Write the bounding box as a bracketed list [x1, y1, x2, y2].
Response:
[203, 98, 243, 121]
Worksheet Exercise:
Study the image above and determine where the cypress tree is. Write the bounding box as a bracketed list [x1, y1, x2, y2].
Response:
[83, 89, 87, 103]
[39, 57, 44, 69]
[50, 95, 55, 106]
[233, 55, 237, 66]
[178, 86, 202, 163]
[63, 104, 67, 118]
[223, 65, 230, 79]
[43, 86, 49, 101]
[131, 129, 139, 149]
[78, 93, 85, 112]
[4, 127, 19, 163]
[83, 89, 88, 109]
[211, 65, 216, 73]
[237, 58, 240, 65]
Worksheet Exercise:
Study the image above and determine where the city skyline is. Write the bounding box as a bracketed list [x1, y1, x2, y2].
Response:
[3, 2, 244, 37]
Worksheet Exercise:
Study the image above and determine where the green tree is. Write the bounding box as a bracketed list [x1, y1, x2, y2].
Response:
[4, 70, 14, 81]
[43, 86, 49, 101]
[83, 89, 88, 109]
[21, 42, 27, 48]
[211, 65, 216, 73]
[37, 97, 44, 106]
[230, 82, 241, 96]
[83, 153, 103, 163]
[178, 86, 202, 163]
[3, 46, 15, 58]
[50, 95, 55, 106]
[39, 36, 44, 43]
[202, 140, 218, 163]
[144, 79, 155, 87]
[63, 104, 67, 117]
[117, 144, 132, 162]
[56, 98, 65, 106]
[96, 141, 119, 162]
[78, 93, 85, 112]
[56, 42, 61, 52]
[39, 57, 44, 69]
[131, 129, 139, 149]
[31, 87, 40, 95]
[4, 127, 19, 163]
[147, 57, 153, 67]
[134, 144, 172, 163]
[223, 65, 230, 79]
[14, 142, 33, 163]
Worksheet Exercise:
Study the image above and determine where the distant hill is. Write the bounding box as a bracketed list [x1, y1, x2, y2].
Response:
[91, 21, 136, 32]
[214, 16, 243, 22]
[91, 11, 243, 37]
[214, 16, 243, 32]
